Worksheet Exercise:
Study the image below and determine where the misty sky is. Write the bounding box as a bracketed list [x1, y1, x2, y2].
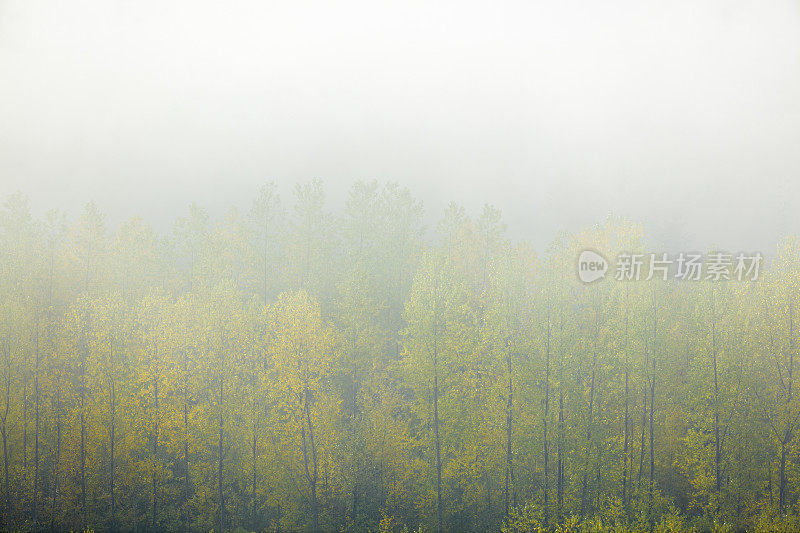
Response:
[1, 0, 799, 252]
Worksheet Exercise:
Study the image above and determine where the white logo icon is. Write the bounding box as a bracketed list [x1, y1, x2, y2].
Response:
[577, 250, 608, 283]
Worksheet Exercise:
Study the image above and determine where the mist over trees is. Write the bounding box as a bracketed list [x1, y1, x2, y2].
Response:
[0, 180, 798, 532]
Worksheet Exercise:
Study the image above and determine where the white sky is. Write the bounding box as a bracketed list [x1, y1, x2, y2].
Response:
[1, 0, 799, 251]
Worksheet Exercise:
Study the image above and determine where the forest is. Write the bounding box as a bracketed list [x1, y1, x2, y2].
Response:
[0, 179, 799, 533]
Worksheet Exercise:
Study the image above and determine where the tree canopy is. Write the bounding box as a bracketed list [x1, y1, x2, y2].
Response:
[0, 183, 796, 532]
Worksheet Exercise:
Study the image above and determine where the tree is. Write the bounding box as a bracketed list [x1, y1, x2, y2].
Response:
[269, 290, 336, 531]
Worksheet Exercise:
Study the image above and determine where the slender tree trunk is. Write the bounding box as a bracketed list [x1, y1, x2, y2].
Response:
[308, 393, 319, 533]
[153, 369, 159, 532]
[218, 370, 225, 532]
[622, 284, 630, 519]
[557, 276, 565, 523]
[251, 354, 259, 531]
[649, 352, 656, 530]
[33, 313, 40, 528]
[183, 349, 190, 531]
[301, 375, 319, 532]
[432, 273, 443, 533]
[505, 343, 514, 517]
[22, 372, 27, 473]
[80, 240, 92, 532]
[544, 300, 551, 526]
[595, 444, 604, 511]
[252, 428, 258, 529]
[434, 340, 443, 533]
[51, 383, 62, 532]
[712, 284, 721, 498]
[47, 252, 57, 531]
[348, 325, 361, 528]
[2, 373, 9, 532]
[80, 336, 87, 532]
[580, 311, 599, 519]
[779, 441, 788, 515]
[110, 337, 116, 532]
[768, 459, 773, 508]
[780, 292, 794, 515]
[638, 339, 648, 493]
[649, 288, 657, 531]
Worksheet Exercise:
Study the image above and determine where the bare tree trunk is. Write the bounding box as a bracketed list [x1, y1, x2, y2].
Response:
[22, 371, 27, 473]
[637, 339, 648, 494]
[51, 382, 62, 532]
[183, 348, 191, 531]
[434, 340, 443, 533]
[308, 391, 319, 532]
[649, 350, 656, 531]
[47, 252, 58, 532]
[595, 444, 604, 511]
[251, 353, 259, 531]
[622, 284, 630, 520]
[712, 284, 721, 497]
[217, 370, 225, 533]
[110, 337, 116, 532]
[580, 311, 599, 520]
[504, 343, 514, 517]
[2, 370, 10, 532]
[779, 440, 788, 515]
[432, 273, 443, 533]
[80, 334, 87, 532]
[79, 238, 92, 532]
[33, 313, 40, 529]
[648, 287, 657, 531]
[152, 367, 159, 532]
[301, 375, 319, 532]
[780, 292, 794, 515]
[557, 276, 565, 523]
[767, 459, 773, 509]
[252, 428, 258, 530]
[544, 300, 551, 526]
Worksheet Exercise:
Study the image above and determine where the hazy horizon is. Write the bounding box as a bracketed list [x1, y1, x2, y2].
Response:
[2, 0, 799, 252]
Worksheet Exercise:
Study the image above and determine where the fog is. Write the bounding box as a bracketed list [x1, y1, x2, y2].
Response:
[1, 0, 799, 251]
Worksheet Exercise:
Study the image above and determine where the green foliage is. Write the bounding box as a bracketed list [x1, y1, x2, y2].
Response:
[1, 184, 800, 532]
